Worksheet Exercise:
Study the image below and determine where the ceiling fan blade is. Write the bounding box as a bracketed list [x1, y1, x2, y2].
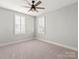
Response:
[27, 7, 32, 12]
[35, 1, 42, 6]
[35, 10, 38, 12]
[36, 7, 45, 9]
[24, 0, 31, 6]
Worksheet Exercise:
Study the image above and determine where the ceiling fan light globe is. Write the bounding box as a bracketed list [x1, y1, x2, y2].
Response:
[32, 0, 35, 3]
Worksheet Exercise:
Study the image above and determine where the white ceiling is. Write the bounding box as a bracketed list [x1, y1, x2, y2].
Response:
[0, 0, 77, 16]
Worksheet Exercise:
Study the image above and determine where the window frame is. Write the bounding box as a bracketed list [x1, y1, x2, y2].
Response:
[14, 14, 26, 35]
[37, 15, 46, 34]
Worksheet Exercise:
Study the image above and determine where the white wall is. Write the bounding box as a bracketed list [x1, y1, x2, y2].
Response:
[0, 7, 34, 44]
[44, 3, 78, 49]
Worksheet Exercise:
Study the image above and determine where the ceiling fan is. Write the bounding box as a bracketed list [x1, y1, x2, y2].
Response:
[23, 0, 45, 12]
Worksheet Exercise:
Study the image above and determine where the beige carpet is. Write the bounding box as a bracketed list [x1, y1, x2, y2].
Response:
[0, 39, 77, 59]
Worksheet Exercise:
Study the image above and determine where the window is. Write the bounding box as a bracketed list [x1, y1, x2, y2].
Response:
[37, 16, 45, 34]
[15, 15, 25, 34]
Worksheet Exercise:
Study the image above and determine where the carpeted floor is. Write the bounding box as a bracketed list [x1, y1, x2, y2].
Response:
[0, 39, 77, 59]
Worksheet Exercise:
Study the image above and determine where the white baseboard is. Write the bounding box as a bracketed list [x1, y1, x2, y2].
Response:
[0, 37, 34, 48]
[0, 37, 77, 51]
[37, 38, 78, 51]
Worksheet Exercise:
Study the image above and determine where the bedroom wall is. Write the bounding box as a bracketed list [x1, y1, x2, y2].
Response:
[0, 7, 34, 44]
[36, 2, 78, 49]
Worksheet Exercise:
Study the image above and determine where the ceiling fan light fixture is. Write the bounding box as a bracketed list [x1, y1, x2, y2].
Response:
[32, 0, 35, 4]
